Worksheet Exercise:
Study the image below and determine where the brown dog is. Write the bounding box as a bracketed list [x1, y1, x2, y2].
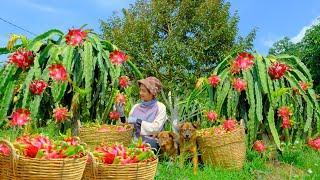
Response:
[178, 122, 198, 174]
[156, 131, 179, 161]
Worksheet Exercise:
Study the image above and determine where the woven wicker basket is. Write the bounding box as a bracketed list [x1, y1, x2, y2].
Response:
[82, 155, 158, 180]
[0, 154, 14, 179]
[79, 124, 133, 148]
[0, 139, 87, 180]
[197, 126, 246, 169]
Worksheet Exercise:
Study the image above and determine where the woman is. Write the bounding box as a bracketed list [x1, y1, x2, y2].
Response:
[116, 76, 167, 150]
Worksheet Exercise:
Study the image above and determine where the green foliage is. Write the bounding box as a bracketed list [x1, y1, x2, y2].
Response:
[101, 0, 256, 91]
[0, 29, 141, 132]
[269, 24, 320, 93]
[201, 53, 320, 150]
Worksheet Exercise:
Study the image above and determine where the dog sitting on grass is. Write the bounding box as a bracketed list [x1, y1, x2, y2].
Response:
[178, 122, 199, 175]
[156, 131, 179, 161]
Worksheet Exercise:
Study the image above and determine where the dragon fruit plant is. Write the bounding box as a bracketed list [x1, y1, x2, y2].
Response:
[200, 52, 320, 150]
[0, 27, 142, 133]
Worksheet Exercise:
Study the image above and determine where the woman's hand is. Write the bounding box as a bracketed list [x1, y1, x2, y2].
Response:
[115, 103, 125, 117]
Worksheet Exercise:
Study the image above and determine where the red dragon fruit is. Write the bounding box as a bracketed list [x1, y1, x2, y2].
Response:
[277, 106, 292, 118]
[9, 48, 34, 70]
[253, 140, 266, 153]
[10, 108, 31, 127]
[53, 107, 69, 122]
[308, 138, 320, 151]
[109, 50, 128, 65]
[268, 62, 289, 80]
[115, 93, 126, 104]
[0, 143, 10, 156]
[65, 29, 87, 46]
[48, 64, 68, 81]
[223, 119, 237, 132]
[208, 75, 220, 87]
[64, 137, 79, 146]
[29, 80, 48, 95]
[232, 78, 247, 92]
[230, 52, 254, 74]
[281, 117, 291, 129]
[16, 135, 32, 144]
[119, 76, 130, 89]
[109, 111, 120, 120]
[206, 111, 218, 121]
[24, 144, 40, 158]
[43, 150, 64, 159]
[33, 135, 53, 152]
[299, 81, 310, 91]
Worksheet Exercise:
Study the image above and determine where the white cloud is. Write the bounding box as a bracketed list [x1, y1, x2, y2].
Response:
[291, 16, 320, 43]
[261, 35, 284, 48]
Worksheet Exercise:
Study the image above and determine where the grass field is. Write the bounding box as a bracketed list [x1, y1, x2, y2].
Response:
[155, 147, 320, 180]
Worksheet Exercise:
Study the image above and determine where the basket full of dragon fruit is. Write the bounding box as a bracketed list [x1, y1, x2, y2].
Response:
[79, 123, 133, 148]
[82, 138, 158, 180]
[0, 134, 87, 180]
[197, 118, 246, 169]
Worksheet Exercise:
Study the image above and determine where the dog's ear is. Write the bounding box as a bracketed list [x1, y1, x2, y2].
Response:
[177, 123, 184, 131]
[169, 132, 177, 140]
[192, 121, 200, 129]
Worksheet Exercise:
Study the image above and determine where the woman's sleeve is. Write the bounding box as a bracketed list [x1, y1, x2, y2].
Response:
[140, 103, 167, 135]
[127, 104, 139, 123]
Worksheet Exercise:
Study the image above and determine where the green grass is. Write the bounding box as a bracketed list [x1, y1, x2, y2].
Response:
[155, 148, 320, 180]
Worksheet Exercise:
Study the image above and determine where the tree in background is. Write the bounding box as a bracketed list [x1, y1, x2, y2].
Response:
[269, 24, 320, 93]
[101, 0, 256, 91]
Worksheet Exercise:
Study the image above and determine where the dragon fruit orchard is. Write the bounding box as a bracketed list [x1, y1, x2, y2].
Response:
[201, 52, 320, 150]
[0, 28, 142, 133]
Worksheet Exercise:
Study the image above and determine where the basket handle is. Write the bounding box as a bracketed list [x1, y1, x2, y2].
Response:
[0, 139, 17, 176]
[88, 152, 97, 180]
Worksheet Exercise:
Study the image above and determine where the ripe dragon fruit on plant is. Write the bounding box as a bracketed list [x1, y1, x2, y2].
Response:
[281, 117, 292, 129]
[109, 50, 128, 65]
[277, 106, 292, 118]
[29, 80, 48, 95]
[208, 75, 220, 87]
[9, 48, 34, 70]
[115, 93, 126, 105]
[206, 111, 218, 121]
[299, 81, 310, 91]
[223, 119, 237, 132]
[10, 108, 31, 127]
[232, 78, 247, 92]
[53, 107, 69, 123]
[65, 28, 87, 46]
[119, 76, 130, 89]
[230, 52, 254, 74]
[253, 140, 266, 153]
[268, 62, 289, 80]
[277, 106, 293, 129]
[48, 64, 68, 81]
[308, 137, 320, 151]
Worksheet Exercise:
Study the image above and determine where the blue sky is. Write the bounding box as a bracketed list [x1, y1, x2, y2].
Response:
[1, 0, 320, 62]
